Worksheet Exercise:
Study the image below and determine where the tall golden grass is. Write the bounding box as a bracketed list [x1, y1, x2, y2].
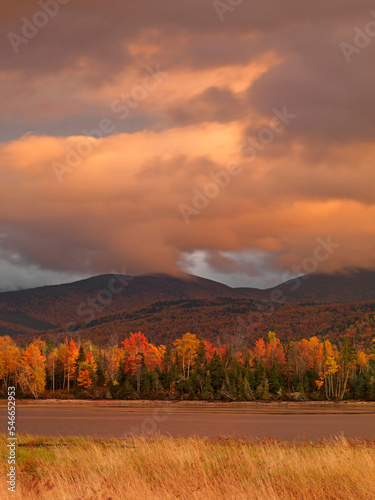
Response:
[1, 433, 375, 499]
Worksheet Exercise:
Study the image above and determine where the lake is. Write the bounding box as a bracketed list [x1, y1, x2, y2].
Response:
[1, 406, 374, 441]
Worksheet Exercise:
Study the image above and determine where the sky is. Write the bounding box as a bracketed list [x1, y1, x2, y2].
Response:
[0, 0, 375, 291]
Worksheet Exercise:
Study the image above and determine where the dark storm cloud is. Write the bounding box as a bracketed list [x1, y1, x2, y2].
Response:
[1, 0, 375, 289]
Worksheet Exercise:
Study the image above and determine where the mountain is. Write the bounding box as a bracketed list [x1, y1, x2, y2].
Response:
[0, 273, 262, 333]
[272, 269, 375, 303]
[1, 269, 375, 344]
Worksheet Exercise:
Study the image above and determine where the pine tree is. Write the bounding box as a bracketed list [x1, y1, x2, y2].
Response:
[209, 352, 225, 392]
[268, 363, 283, 393]
[74, 345, 85, 387]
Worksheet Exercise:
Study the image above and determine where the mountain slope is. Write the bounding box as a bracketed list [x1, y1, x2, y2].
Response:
[2, 269, 375, 340]
[0, 273, 263, 330]
[272, 269, 375, 303]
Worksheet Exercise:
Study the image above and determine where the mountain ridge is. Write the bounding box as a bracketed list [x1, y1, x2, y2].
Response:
[2, 269, 375, 342]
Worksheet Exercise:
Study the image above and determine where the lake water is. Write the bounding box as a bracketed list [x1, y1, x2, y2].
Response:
[1, 407, 374, 441]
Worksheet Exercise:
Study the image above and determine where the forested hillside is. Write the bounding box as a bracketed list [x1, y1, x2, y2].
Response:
[1, 330, 375, 401]
[3, 271, 375, 347]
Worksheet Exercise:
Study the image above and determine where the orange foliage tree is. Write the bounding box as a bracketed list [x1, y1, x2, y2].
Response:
[77, 352, 97, 390]
[122, 332, 150, 392]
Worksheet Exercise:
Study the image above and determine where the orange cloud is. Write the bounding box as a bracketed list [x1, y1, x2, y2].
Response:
[1, 123, 375, 278]
[1, 0, 375, 288]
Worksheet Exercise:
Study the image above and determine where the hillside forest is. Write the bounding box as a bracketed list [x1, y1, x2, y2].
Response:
[1, 330, 375, 401]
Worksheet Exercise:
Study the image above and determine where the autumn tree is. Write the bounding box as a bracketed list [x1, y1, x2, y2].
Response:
[63, 338, 79, 392]
[46, 348, 59, 393]
[103, 345, 123, 387]
[122, 332, 150, 392]
[0, 336, 20, 391]
[2, 326, 375, 402]
[77, 352, 97, 390]
[174, 332, 200, 378]
[265, 331, 286, 372]
[322, 339, 357, 400]
[74, 345, 86, 385]
[18, 340, 46, 398]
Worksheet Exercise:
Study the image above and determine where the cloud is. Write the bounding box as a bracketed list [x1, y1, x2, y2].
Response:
[0, 0, 375, 289]
[0, 257, 88, 292]
[1, 124, 375, 287]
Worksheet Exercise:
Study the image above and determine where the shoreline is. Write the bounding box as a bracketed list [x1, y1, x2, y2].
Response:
[1, 398, 375, 410]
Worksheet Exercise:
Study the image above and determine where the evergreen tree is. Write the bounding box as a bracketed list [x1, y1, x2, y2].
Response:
[268, 363, 284, 393]
[209, 352, 225, 392]
[74, 345, 86, 387]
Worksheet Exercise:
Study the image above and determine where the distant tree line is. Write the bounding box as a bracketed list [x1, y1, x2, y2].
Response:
[0, 331, 375, 400]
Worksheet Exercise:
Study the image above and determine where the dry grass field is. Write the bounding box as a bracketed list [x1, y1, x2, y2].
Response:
[1, 433, 375, 500]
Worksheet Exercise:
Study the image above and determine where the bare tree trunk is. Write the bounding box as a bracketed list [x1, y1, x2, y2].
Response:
[340, 365, 353, 400]
[137, 364, 141, 393]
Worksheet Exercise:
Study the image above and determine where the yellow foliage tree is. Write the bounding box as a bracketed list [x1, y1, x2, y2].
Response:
[18, 340, 46, 398]
[174, 333, 200, 378]
[0, 336, 21, 389]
